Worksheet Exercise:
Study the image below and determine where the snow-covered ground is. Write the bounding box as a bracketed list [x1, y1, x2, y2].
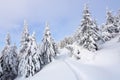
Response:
[16, 36, 120, 80]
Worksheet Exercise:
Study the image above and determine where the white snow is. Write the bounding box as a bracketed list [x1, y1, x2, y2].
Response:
[16, 36, 120, 80]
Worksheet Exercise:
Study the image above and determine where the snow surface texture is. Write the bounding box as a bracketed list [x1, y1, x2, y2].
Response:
[16, 36, 120, 80]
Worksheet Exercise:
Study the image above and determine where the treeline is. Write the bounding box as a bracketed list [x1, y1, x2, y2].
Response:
[0, 21, 58, 80]
[59, 5, 120, 51]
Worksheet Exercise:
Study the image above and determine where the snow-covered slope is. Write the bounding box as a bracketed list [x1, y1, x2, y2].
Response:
[92, 37, 120, 66]
[16, 36, 120, 80]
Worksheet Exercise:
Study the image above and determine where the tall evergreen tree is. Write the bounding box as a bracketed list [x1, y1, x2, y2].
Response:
[0, 33, 18, 80]
[18, 20, 30, 77]
[102, 10, 119, 41]
[75, 4, 101, 51]
[59, 36, 74, 49]
[114, 10, 120, 42]
[18, 20, 41, 78]
[40, 22, 58, 66]
[115, 10, 120, 31]
[26, 32, 41, 77]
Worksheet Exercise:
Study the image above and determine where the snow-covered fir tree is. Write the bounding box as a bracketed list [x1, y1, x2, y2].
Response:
[18, 20, 41, 78]
[59, 36, 74, 49]
[115, 10, 120, 41]
[115, 10, 120, 31]
[40, 22, 58, 66]
[75, 4, 102, 51]
[27, 32, 41, 75]
[102, 10, 119, 41]
[24, 32, 41, 77]
[0, 33, 18, 80]
[18, 20, 30, 77]
[0, 59, 2, 78]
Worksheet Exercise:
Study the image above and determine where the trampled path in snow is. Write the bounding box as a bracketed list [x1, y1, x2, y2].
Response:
[63, 60, 81, 80]
[64, 59, 115, 80]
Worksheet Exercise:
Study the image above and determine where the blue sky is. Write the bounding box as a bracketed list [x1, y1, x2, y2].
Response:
[0, 0, 119, 50]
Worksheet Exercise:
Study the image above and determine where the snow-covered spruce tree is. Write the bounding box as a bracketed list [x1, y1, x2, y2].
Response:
[115, 10, 120, 42]
[18, 20, 30, 77]
[102, 10, 119, 41]
[75, 4, 102, 51]
[18, 20, 41, 78]
[58, 38, 67, 49]
[40, 22, 58, 66]
[0, 33, 18, 80]
[58, 40, 65, 49]
[115, 10, 120, 31]
[0, 59, 2, 78]
[27, 32, 41, 75]
[24, 32, 41, 77]
[59, 36, 74, 49]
